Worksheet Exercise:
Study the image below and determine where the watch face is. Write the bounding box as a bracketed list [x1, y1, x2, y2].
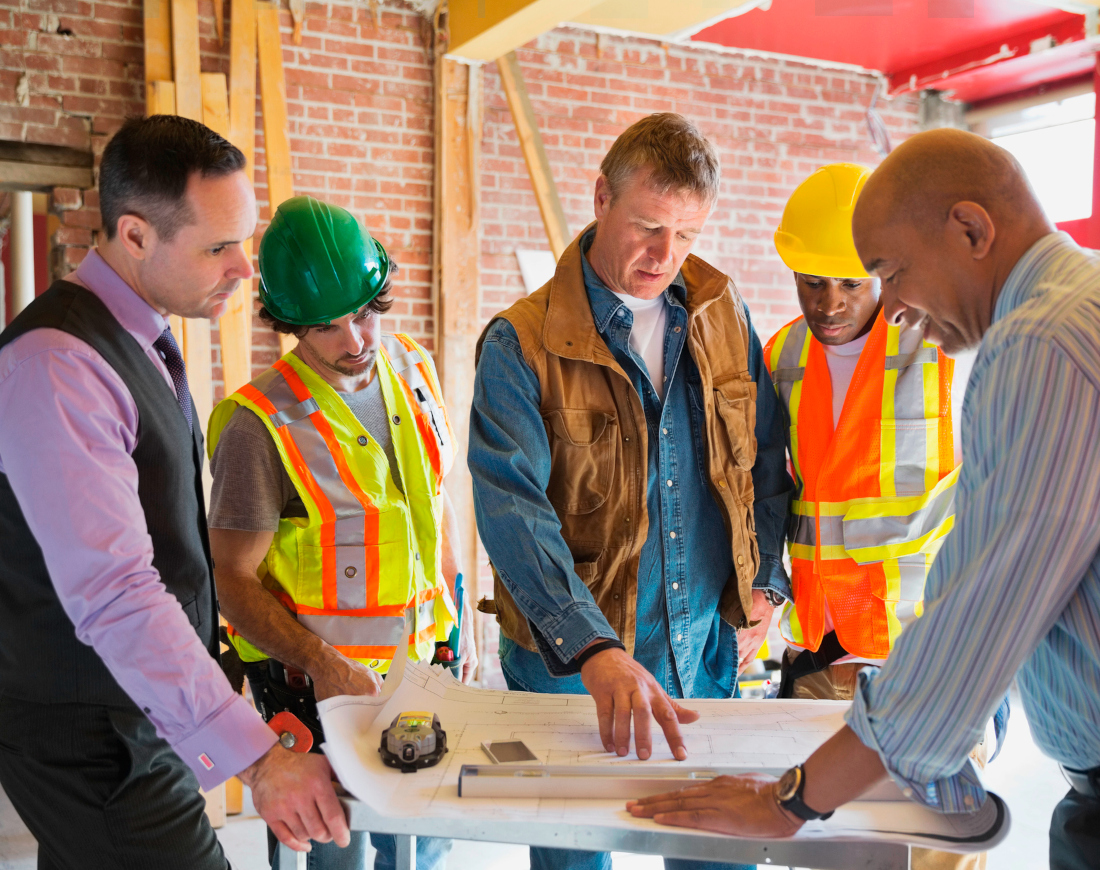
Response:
[776, 766, 802, 802]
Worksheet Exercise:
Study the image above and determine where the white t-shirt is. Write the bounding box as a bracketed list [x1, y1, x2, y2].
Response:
[610, 290, 669, 401]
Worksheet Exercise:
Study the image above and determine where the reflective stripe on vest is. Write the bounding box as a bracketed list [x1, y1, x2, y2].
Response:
[764, 313, 957, 658]
[209, 336, 456, 672]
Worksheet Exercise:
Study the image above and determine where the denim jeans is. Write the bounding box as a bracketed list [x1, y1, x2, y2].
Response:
[272, 832, 452, 870]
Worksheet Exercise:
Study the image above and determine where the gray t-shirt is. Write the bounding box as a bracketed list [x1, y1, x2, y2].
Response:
[209, 372, 403, 532]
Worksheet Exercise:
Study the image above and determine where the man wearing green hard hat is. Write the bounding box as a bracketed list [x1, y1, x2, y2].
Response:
[207, 195, 473, 869]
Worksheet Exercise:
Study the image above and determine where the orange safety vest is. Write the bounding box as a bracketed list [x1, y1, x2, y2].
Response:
[764, 313, 959, 659]
[208, 334, 457, 672]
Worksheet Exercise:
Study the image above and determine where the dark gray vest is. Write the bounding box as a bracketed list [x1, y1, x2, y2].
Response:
[0, 280, 218, 707]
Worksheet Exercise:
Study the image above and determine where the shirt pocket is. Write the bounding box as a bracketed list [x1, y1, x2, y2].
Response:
[542, 409, 619, 515]
[713, 375, 757, 471]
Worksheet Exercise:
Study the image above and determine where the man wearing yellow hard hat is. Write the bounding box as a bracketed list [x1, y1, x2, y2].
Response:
[763, 164, 989, 869]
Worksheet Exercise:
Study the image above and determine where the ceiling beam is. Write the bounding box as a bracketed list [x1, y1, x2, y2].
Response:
[447, 0, 592, 62]
[569, 0, 766, 41]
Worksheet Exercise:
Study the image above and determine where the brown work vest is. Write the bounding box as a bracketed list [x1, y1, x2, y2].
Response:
[476, 226, 761, 656]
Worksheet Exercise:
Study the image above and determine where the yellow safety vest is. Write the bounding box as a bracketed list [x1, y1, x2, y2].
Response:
[208, 333, 457, 673]
[764, 313, 958, 658]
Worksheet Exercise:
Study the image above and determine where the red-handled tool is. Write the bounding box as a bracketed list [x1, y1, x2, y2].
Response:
[268, 711, 313, 753]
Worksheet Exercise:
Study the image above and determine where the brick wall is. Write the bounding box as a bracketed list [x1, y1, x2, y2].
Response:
[0, 0, 434, 394]
[481, 28, 921, 343]
[0, 3, 921, 688]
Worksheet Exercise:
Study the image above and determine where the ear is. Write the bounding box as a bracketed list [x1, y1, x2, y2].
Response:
[593, 174, 612, 220]
[115, 213, 157, 262]
[948, 201, 995, 261]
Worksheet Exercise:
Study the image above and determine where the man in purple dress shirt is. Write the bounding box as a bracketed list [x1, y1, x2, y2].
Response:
[0, 116, 351, 867]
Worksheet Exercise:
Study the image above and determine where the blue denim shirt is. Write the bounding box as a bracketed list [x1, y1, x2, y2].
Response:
[469, 232, 793, 699]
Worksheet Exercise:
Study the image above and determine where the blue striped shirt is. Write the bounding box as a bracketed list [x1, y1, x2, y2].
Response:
[846, 232, 1100, 813]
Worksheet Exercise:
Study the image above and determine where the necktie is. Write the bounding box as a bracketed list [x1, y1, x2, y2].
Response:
[154, 326, 194, 432]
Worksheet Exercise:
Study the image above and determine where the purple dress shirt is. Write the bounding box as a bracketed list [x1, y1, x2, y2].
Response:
[0, 250, 276, 790]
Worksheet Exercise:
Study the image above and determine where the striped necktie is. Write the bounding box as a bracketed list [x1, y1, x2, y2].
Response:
[153, 327, 194, 432]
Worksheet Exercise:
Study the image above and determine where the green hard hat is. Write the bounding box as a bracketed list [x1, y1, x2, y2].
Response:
[258, 195, 391, 325]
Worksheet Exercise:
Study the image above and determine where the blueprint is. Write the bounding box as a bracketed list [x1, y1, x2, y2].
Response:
[317, 654, 1009, 854]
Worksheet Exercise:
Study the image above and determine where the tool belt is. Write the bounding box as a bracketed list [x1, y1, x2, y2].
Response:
[1062, 764, 1100, 799]
[245, 660, 325, 751]
[777, 631, 850, 699]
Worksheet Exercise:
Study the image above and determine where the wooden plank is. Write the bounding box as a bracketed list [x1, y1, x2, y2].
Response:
[168, 314, 185, 344]
[447, 0, 592, 62]
[0, 162, 93, 191]
[183, 317, 213, 434]
[228, 0, 257, 182]
[214, 0, 224, 45]
[143, 0, 173, 113]
[170, 0, 203, 122]
[0, 141, 93, 168]
[257, 3, 294, 211]
[201, 71, 254, 393]
[146, 79, 176, 116]
[433, 56, 482, 675]
[201, 783, 226, 828]
[200, 73, 230, 137]
[496, 52, 570, 258]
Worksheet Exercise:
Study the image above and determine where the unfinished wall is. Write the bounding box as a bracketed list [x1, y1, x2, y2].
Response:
[0, 0, 434, 392]
[1, 3, 921, 687]
[481, 28, 921, 342]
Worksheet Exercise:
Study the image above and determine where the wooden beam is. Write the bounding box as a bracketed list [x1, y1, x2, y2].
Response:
[447, 0, 592, 62]
[143, 0, 173, 114]
[257, 3, 294, 211]
[257, 2, 296, 356]
[228, 0, 257, 182]
[569, 0, 764, 40]
[0, 162, 93, 191]
[433, 56, 483, 675]
[146, 79, 176, 116]
[214, 0, 224, 45]
[170, 0, 203, 122]
[200, 73, 229, 137]
[224, 0, 258, 390]
[496, 52, 569, 259]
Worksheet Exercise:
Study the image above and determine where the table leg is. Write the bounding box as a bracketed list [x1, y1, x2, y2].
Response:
[276, 842, 307, 870]
[394, 833, 416, 870]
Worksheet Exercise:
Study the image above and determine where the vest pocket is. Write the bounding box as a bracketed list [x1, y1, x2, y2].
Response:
[713, 377, 757, 470]
[542, 409, 618, 514]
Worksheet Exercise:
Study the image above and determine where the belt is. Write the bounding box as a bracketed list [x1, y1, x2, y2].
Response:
[1061, 765, 1100, 798]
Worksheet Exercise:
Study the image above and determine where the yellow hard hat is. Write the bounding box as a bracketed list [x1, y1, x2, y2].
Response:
[774, 163, 872, 278]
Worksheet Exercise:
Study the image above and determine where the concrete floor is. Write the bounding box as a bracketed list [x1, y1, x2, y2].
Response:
[0, 693, 1068, 869]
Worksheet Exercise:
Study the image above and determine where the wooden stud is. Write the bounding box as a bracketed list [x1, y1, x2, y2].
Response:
[143, 0, 173, 115]
[228, 0, 257, 183]
[201, 72, 254, 394]
[214, 0, 225, 46]
[257, 3, 294, 211]
[496, 51, 570, 258]
[146, 79, 176, 116]
[200, 73, 230, 137]
[183, 318, 213, 434]
[170, 0, 203, 122]
[257, 2, 296, 355]
[433, 56, 483, 673]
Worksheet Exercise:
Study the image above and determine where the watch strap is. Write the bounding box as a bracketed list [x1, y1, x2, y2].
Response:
[777, 765, 835, 822]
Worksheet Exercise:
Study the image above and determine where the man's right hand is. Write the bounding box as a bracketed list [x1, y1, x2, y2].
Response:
[239, 744, 351, 852]
[311, 654, 383, 702]
[579, 646, 699, 761]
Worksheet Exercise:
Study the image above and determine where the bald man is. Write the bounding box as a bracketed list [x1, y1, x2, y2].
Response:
[625, 128, 1100, 870]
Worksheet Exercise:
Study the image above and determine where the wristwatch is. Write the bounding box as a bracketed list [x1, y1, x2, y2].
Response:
[761, 588, 786, 607]
[774, 765, 834, 821]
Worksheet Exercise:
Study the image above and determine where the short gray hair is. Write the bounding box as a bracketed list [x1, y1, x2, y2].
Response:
[600, 113, 720, 205]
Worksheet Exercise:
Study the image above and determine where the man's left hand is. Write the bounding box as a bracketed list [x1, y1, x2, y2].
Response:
[736, 590, 776, 674]
[627, 774, 803, 838]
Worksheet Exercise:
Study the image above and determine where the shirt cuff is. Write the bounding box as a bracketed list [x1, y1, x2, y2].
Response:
[171, 693, 278, 791]
[531, 601, 618, 674]
[752, 553, 791, 601]
[845, 667, 988, 814]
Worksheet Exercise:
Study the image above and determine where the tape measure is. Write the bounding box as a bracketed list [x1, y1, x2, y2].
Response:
[379, 711, 447, 773]
[268, 711, 314, 753]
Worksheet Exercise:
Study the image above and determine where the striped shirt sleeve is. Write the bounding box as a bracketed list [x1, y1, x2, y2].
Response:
[846, 332, 1100, 813]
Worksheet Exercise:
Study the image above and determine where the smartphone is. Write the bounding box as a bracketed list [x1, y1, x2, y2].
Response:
[480, 740, 539, 764]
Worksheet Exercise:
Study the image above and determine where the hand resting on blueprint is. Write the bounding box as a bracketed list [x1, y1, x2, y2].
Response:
[627, 725, 888, 836]
[579, 645, 700, 761]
